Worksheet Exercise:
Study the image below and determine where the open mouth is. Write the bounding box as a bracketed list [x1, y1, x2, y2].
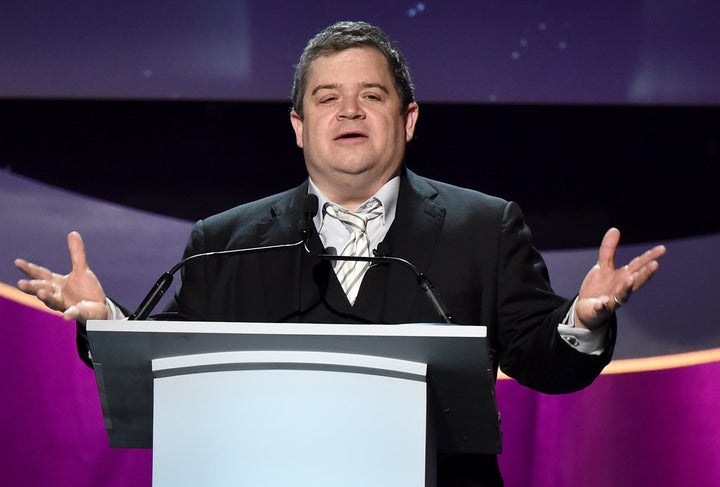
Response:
[335, 131, 367, 140]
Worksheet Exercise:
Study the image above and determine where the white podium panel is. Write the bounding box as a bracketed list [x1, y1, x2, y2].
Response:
[153, 351, 428, 487]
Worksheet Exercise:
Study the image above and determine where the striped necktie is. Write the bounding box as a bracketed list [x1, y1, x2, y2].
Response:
[324, 198, 383, 304]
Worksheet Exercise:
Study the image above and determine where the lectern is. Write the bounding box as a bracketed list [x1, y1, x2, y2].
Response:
[87, 320, 501, 487]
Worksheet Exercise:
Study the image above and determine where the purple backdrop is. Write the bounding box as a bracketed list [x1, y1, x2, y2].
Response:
[0, 290, 152, 487]
[3, 289, 719, 486]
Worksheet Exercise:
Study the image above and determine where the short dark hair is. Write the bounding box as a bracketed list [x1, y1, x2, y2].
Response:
[291, 21, 415, 118]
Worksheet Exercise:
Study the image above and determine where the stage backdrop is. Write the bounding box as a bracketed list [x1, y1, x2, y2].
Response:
[2, 171, 719, 487]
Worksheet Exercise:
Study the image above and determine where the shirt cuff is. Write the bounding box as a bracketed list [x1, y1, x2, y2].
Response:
[106, 298, 128, 320]
[557, 298, 608, 355]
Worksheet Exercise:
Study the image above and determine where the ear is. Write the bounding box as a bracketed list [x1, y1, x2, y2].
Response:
[404, 102, 419, 142]
[290, 110, 304, 148]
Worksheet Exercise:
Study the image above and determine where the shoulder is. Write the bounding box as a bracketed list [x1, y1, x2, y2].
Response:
[402, 169, 533, 249]
[204, 185, 304, 227]
[189, 183, 308, 249]
[405, 169, 513, 218]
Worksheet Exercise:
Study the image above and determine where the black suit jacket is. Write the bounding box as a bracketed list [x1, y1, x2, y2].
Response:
[85, 168, 615, 486]
[171, 168, 614, 387]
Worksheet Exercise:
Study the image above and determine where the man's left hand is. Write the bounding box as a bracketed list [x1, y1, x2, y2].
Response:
[574, 227, 666, 330]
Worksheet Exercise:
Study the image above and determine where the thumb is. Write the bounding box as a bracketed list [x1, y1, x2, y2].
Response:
[63, 300, 111, 322]
[575, 296, 613, 330]
[67, 231, 89, 272]
[597, 227, 621, 270]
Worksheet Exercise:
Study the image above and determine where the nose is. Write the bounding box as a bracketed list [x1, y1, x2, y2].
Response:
[337, 98, 365, 120]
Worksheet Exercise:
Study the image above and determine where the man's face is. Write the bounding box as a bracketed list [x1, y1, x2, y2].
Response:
[290, 47, 418, 207]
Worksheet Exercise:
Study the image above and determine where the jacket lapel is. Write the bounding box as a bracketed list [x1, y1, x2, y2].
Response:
[373, 169, 446, 322]
[252, 182, 323, 321]
[388, 169, 445, 272]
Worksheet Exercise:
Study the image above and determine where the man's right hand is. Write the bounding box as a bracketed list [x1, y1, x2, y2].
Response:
[15, 231, 110, 322]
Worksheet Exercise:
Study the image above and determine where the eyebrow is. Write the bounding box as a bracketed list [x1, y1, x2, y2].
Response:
[310, 82, 390, 97]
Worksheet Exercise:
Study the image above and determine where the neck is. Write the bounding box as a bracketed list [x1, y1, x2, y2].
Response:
[310, 169, 401, 212]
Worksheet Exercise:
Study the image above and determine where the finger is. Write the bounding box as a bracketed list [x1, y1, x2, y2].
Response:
[597, 227, 621, 269]
[17, 278, 51, 293]
[67, 231, 89, 272]
[626, 245, 667, 274]
[20, 285, 65, 312]
[614, 270, 637, 300]
[14, 258, 30, 274]
[16, 278, 39, 295]
[17, 278, 58, 302]
[14, 259, 53, 280]
[630, 259, 661, 292]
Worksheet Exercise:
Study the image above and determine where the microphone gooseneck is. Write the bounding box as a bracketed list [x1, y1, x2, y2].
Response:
[128, 240, 307, 321]
[128, 194, 320, 321]
[317, 251, 456, 324]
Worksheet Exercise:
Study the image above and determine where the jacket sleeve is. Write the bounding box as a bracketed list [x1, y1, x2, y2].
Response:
[494, 201, 616, 394]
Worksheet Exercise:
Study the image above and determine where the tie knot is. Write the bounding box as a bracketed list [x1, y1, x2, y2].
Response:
[325, 199, 383, 235]
[323, 198, 383, 305]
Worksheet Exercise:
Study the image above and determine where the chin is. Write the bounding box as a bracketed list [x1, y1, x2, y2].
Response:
[333, 160, 376, 176]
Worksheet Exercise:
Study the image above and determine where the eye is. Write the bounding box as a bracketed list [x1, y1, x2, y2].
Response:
[319, 95, 338, 104]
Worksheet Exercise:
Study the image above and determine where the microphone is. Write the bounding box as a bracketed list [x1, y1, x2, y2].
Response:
[300, 194, 318, 250]
[128, 194, 319, 321]
[317, 251, 456, 324]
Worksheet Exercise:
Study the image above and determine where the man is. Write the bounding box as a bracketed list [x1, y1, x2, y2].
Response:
[15, 21, 665, 486]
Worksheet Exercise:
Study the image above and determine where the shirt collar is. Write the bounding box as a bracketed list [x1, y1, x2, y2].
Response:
[308, 176, 400, 232]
